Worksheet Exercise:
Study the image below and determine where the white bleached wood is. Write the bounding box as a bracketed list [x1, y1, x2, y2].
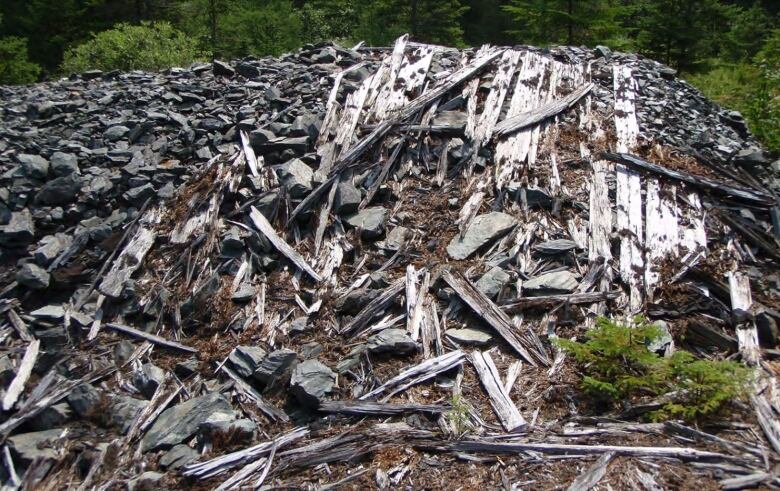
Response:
[369, 34, 410, 120]
[473, 50, 521, 147]
[463, 45, 491, 140]
[588, 159, 613, 291]
[680, 190, 707, 254]
[98, 227, 156, 298]
[566, 452, 615, 491]
[471, 350, 526, 432]
[360, 350, 466, 402]
[2, 339, 39, 411]
[240, 130, 260, 178]
[249, 206, 321, 282]
[645, 179, 679, 299]
[729, 271, 759, 365]
[405, 265, 419, 335]
[494, 83, 594, 138]
[381, 44, 436, 117]
[409, 272, 430, 342]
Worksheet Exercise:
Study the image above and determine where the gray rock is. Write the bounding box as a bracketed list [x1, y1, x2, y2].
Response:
[523, 270, 578, 293]
[289, 316, 309, 335]
[104, 125, 130, 141]
[213, 60, 235, 77]
[142, 392, 233, 451]
[446, 212, 516, 260]
[128, 471, 164, 491]
[159, 444, 198, 470]
[28, 403, 71, 431]
[445, 328, 493, 346]
[124, 183, 156, 206]
[534, 239, 579, 255]
[114, 340, 135, 365]
[228, 346, 267, 379]
[277, 158, 314, 198]
[18, 154, 49, 179]
[16, 263, 50, 290]
[253, 349, 297, 388]
[133, 363, 166, 399]
[594, 45, 612, 60]
[757, 311, 778, 347]
[7, 429, 61, 467]
[290, 113, 321, 140]
[30, 304, 65, 320]
[36, 173, 81, 205]
[111, 396, 149, 434]
[249, 128, 276, 149]
[476, 267, 510, 299]
[231, 283, 255, 302]
[199, 417, 256, 442]
[50, 152, 79, 176]
[0, 209, 35, 245]
[290, 359, 336, 407]
[366, 329, 418, 355]
[345, 207, 387, 239]
[67, 383, 102, 417]
[379, 226, 409, 251]
[175, 358, 199, 379]
[334, 180, 361, 215]
[34, 234, 72, 266]
[647, 320, 673, 354]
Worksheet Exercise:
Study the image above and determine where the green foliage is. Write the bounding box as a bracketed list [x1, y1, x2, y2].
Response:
[502, 0, 628, 48]
[446, 394, 472, 435]
[555, 317, 753, 422]
[60, 21, 202, 74]
[0, 35, 41, 85]
[354, 0, 469, 47]
[298, 0, 359, 44]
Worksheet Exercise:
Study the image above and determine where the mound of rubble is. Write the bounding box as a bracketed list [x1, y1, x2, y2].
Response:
[0, 35, 779, 489]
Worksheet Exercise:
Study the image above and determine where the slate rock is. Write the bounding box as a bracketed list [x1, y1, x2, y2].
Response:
[0, 209, 35, 245]
[128, 471, 164, 491]
[446, 328, 493, 346]
[50, 151, 79, 176]
[7, 429, 61, 467]
[345, 207, 387, 239]
[249, 128, 276, 149]
[67, 383, 102, 417]
[34, 234, 72, 266]
[18, 154, 49, 179]
[290, 359, 336, 407]
[133, 363, 166, 399]
[277, 158, 314, 198]
[141, 392, 233, 451]
[36, 173, 81, 205]
[757, 311, 778, 347]
[523, 270, 578, 293]
[213, 60, 235, 77]
[379, 226, 409, 252]
[124, 183, 156, 206]
[289, 316, 310, 335]
[228, 346, 267, 379]
[334, 180, 361, 215]
[446, 212, 516, 260]
[534, 239, 579, 255]
[104, 125, 130, 142]
[199, 417, 256, 441]
[253, 348, 297, 388]
[27, 403, 72, 431]
[111, 395, 149, 434]
[366, 329, 418, 355]
[231, 283, 255, 302]
[175, 358, 199, 379]
[476, 267, 510, 299]
[159, 444, 199, 470]
[647, 320, 673, 354]
[17, 262, 50, 290]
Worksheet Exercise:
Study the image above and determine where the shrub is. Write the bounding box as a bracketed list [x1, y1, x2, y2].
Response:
[0, 36, 41, 85]
[555, 317, 752, 422]
[60, 22, 202, 74]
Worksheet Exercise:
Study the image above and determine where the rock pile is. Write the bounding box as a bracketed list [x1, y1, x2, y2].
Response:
[0, 35, 778, 489]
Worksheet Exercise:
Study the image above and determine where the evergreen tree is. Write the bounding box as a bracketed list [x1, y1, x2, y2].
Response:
[354, 0, 468, 46]
[0, 14, 41, 84]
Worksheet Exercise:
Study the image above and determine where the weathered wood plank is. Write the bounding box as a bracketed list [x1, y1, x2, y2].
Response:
[471, 350, 526, 432]
[105, 323, 197, 353]
[249, 206, 321, 282]
[342, 278, 405, 336]
[645, 179, 679, 299]
[2, 340, 39, 411]
[98, 227, 156, 298]
[442, 270, 549, 366]
[501, 291, 620, 312]
[495, 83, 594, 138]
[359, 350, 466, 402]
[318, 401, 448, 416]
[566, 452, 614, 491]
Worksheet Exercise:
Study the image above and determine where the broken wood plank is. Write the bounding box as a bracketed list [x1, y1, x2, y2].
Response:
[249, 206, 321, 282]
[98, 227, 156, 298]
[588, 159, 613, 296]
[343, 278, 405, 336]
[602, 153, 774, 207]
[471, 350, 526, 432]
[495, 83, 594, 138]
[501, 291, 620, 312]
[443, 270, 550, 366]
[729, 271, 759, 365]
[566, 452, 614, 491]
[645, 179, 679, 299]
[104, 323, 197, 353]
[221, 365, 289, 423]
[360, 350, 466, 402]
[318, 401, 448, 416]
[2, 339, 39, 411]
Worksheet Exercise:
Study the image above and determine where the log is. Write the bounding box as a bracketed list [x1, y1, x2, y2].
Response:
[104, 323, 197, 353]
[2, 340, 39, 411]
[471, 350, 526, 432]
[359, 350, 466, 401]
[566, 452, 614, 491]
[342, 278, 405, 336]
[318, 401, 448, 416]
[501, 291, 620, 312]
[601, 153, 773, 207]
[495, 83, 594, 138]
[98, 227, 156, 298]
[442, 270, 550, 366]
[249, 206, 321, 282]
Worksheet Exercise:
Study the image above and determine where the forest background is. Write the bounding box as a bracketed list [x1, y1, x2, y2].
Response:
[1, 0, 778, 152]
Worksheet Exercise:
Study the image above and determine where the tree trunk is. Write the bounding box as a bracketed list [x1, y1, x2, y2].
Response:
[209, 0, 218, 60]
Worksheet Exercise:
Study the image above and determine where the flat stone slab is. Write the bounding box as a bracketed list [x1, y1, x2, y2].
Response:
[447, 212, 516, 260]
